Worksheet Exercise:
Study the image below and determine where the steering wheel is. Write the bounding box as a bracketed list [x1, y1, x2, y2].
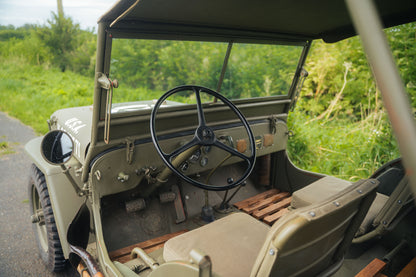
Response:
[150, 85, 256, 191]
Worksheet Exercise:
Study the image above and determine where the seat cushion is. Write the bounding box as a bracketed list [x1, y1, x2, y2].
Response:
[291, 176, 352, 209]
[163, 213, 270, 277]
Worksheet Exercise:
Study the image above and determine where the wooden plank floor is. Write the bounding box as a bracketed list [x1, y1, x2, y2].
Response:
[234, 188, 291, 225]
[397, 257, 416, 277]
[109, 230, 187, 263]
[355, 258, 387, 277]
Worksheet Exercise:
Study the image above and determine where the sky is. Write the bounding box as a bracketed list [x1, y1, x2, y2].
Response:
[0, 0, 116, 30]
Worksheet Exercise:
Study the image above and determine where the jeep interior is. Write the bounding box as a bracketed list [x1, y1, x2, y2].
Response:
[25, 0, 416, 276]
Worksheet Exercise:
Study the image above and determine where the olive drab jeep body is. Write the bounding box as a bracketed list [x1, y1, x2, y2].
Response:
[25, 0, 416, 276]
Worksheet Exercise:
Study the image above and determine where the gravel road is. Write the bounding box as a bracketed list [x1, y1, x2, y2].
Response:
[0, 112, 76, 277]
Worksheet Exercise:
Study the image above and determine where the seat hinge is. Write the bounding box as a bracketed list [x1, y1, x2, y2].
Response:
[126, 137, 135, 164]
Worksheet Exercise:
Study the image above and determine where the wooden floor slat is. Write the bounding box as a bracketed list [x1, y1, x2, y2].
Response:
[242, 192, 290, 214]
[252, 197, 292, 219]
[263, 208, 289, 225]
[234, 188, 291, 225]
[355, 258, 386, 277]
[109, 229, 188, 263]
[397, 257, 416, 277]
[234, 188, 279, 210]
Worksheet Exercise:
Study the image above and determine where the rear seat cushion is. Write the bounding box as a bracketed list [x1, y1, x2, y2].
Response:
[291, 176, 352, 209]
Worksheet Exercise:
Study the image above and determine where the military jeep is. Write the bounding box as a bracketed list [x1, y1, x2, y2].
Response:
[25, 0, 416, 276]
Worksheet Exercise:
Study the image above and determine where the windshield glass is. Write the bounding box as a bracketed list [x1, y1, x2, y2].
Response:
[110, 39, 304, 110]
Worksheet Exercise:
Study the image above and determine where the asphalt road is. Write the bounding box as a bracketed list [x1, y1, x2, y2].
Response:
[0, 112, 77, 277]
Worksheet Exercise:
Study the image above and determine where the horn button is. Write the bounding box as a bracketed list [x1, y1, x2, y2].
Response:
[196, 126, 216, 145]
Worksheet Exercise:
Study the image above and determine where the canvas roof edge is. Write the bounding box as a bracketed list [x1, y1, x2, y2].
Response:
[97, 0, 416, 43]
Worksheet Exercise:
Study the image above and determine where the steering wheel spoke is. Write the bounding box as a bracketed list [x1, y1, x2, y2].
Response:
[214, 140, 252, 164]
[194, 88, 207, 127]
[165, 137, 200, 161]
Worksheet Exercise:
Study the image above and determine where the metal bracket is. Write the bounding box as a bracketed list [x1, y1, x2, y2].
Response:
[47, 116, 58, 131]
[126, 137, 135, 164]
[190, 249, 212, 277]
[218, 135, 234, 148]
[269, 115, 279, 134]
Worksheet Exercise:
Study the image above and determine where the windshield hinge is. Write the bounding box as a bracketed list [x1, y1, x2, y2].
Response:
[126, 137, 135, 164]
[290, 67, 309, 111]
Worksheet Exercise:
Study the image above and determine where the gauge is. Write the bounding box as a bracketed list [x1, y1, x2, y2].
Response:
[200, 156, 208, 167]
[189, 149, 201, 163]
[203, 146, 211, 154]
[180, 161, 189, 172]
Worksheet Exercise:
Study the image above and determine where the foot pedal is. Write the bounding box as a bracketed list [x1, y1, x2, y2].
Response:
[159, 191, 176, 203]
[171, 184, 186, 223]
[125, 198, 146, 213]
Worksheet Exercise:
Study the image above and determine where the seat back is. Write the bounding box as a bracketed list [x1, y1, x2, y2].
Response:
[251, 179, 378, 277]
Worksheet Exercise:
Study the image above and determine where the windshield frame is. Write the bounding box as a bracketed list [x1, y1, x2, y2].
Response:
[97, 28, 311, 119]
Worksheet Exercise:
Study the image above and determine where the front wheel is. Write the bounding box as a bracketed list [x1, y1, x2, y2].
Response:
[29, 164, 67, 272]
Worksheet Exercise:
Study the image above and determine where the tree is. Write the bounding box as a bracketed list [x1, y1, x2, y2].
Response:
[35, 13, 80, 72]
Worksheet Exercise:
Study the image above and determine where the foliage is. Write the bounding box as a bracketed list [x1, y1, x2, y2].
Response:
[111, 40, 302, 100]
[287, 104, 399, 181]
[0, 21, 414, 180]
[35, 13, 80, 72]
[287, 22, 415, 179]
[0, 57, 94, 134]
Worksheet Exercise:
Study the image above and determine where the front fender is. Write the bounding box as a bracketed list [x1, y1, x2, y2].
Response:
[25, 137, 61, 176]
[25, 137, 85, 258]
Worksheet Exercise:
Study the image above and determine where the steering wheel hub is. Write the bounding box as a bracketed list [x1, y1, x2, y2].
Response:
[197, 126, 216, 145]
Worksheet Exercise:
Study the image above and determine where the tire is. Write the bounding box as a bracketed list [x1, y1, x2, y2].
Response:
[29, 164, 67, 272]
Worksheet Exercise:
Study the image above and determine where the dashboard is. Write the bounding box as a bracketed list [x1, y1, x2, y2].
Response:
[90, 119, 288, 197]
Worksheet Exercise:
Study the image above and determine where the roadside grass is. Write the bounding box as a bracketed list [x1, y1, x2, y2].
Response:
[0, 141, 16, 156]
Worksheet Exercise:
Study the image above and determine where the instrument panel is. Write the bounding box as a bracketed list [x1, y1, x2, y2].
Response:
[90, 120, 288, 196]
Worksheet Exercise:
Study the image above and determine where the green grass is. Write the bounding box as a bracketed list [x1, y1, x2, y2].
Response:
[0, 57, 400, 180]
[287, 109, 399, 181]
[0, 57, 94, 134]
[0, 141, 15, 156]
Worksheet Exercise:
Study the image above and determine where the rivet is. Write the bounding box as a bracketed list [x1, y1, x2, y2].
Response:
[370, 180, 376, 184]
[333, 201, 340, 207]
[309, 211, 316, 217]
[398, 200, 402, 204]
[357, 189, 363, 194]
[383, 221, 387, 225]
[269, 249, 275, 255]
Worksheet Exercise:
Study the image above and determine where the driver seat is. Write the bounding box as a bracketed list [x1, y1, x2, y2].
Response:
[162, 179, 377, 277]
